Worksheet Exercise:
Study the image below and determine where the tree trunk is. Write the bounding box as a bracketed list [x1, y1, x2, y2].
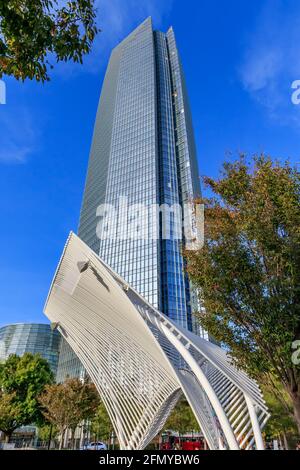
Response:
[291, 394, 300, 436]
[59, 428, 65, 450]
[282, 431, 289, 450]
[71, 428, 76, 450]
[5, 432, 12, 443]
[47, 424, 53, 451]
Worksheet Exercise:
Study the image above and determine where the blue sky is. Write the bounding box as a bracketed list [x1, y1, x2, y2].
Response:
[0, 0, 300, 326]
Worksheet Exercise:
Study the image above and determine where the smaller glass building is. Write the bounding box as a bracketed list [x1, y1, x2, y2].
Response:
[0, 323, 61, 375]
[56, 337, 86, 383]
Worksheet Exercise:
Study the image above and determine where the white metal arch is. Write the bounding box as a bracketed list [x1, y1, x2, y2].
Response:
[44, 232, 269, 450]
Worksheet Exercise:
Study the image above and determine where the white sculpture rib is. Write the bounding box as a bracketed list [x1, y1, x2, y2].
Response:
[44, 232, 269, 450]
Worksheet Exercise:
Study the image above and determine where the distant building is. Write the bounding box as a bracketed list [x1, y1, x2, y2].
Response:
[56, 337, 85, 383]
[0, 323, 60, 375]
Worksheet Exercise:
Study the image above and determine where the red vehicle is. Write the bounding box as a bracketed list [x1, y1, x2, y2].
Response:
[160, 432, 206, 450]
[182, 440, 204, 450]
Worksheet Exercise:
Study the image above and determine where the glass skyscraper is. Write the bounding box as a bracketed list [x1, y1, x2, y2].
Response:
[57, 17, 203, 382]
[0, 323, 61, 375]
[79, 17, 200, 328]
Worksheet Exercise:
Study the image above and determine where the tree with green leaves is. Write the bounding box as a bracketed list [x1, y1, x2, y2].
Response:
[0, 353, 53, 441]
[263, 384, 298, 449]
[164, 397, 200, 435]
[37, 422, 58, 443]
[39, 377, 100, 449]
[186, 155, 300, 433]
[0, 391, 23, 442]
[90, 401, 113, 445]
[0, 0, 99, 82]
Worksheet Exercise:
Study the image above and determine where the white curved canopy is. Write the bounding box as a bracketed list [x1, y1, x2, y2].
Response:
[44, 232, 269, 450]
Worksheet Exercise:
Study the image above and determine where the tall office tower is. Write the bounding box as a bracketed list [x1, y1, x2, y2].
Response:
[79, 17, 200, 328]
[57, 17, 202, 382]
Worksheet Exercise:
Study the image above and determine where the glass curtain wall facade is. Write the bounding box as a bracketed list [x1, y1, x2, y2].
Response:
[57, 17, 203, 381]
[56, 337, 86, 383]
[0, 323, 61, 375]
[98, 20, 159, 309]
